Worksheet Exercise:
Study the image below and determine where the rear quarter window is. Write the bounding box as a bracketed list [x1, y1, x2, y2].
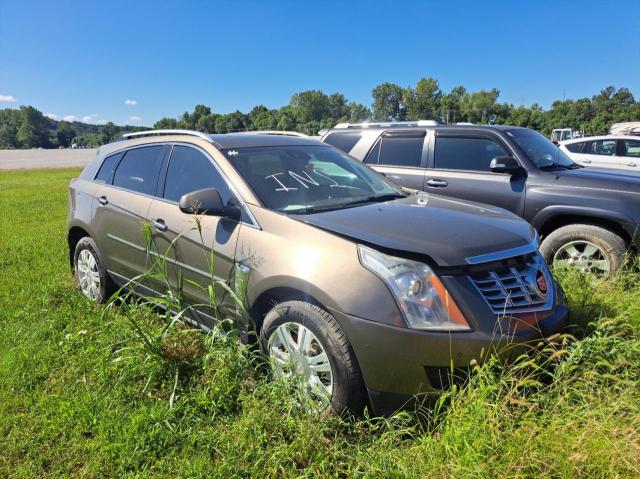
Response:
[94, 152, 122, 183]
[564, 142, 584, 153]
[323, 132, 362, 153]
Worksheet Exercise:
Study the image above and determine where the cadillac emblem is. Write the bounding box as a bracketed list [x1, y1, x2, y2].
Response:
[535, 269, 548, 297]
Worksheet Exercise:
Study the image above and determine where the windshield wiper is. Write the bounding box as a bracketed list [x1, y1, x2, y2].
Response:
[286, 193, 405, 215]
[339, 193, 406, 208]
[538, 163, 571, 171]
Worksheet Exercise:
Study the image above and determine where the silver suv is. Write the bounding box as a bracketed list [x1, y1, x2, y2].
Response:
[68, 130, 569, 414]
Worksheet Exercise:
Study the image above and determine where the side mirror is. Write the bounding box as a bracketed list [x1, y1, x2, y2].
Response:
[490, 156, 521, 174]
[179, 188, 241, 219]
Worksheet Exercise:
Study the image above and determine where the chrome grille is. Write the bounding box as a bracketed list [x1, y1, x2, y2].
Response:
[469, 253, 552, 315]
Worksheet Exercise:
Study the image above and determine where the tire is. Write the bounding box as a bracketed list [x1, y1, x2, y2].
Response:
[260, 300, 367, 414]
[539, 224, 627, 277]
[73, 237, 114, 303]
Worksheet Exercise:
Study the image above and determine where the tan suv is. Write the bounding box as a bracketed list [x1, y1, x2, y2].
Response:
[68, 130, 569, 414]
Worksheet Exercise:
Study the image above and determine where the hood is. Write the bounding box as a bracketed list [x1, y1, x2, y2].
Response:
[550, 167, 640, 193]
[292, 193, 536, 267]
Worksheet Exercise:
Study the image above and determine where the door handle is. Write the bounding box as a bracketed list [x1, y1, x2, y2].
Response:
[152, 219, 167, 232]
[627, 162, 637, 167]
[426, 178, 448, 187]
[582, 159, 591, 164]
[98, 195, 108, 205]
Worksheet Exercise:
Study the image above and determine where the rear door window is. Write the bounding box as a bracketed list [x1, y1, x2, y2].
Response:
[376, 137, 424, 167]
[434, 137, 508, 172]
[113, 145, 164, 195]
[323, 132, 362, 153]
[586, 140, 616, 156]
[163, 145, 232, 203]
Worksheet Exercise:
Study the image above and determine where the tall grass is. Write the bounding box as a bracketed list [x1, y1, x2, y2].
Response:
[1, 168, 638, 477]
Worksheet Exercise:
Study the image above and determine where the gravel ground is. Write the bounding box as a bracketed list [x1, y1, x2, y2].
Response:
[0, 148, 97, 170]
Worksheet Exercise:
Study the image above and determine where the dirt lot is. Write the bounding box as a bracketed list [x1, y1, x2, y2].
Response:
[0, 148, 97, 170]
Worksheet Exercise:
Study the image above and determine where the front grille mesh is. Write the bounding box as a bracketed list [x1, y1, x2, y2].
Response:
[469, 254, 551, 315]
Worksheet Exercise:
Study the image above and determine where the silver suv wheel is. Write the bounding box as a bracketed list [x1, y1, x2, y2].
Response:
[268, 321, 334, 408]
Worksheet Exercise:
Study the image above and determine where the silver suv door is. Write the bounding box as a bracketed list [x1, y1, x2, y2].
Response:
[146, 144, 243, 328]
[363, 130, 427, 190]
[425, 130, 526, 216]
[92, 145, 167, 283]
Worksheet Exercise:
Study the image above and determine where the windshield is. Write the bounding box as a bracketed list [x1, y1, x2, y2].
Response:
[224, 145, 403, 213]
[507, 128, 577, 169]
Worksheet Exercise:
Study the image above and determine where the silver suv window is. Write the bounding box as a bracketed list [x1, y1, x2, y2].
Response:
[112, 146, 164, 195]
[366, 137, 423, 167]
[163, 145, 232, 203]
[434, 137, 507, 172]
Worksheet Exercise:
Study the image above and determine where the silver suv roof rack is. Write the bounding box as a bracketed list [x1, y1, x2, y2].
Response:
[333, 120, 442, 129]
[118, 129, 213, 142]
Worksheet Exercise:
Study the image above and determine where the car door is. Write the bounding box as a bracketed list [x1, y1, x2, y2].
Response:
[363, 129, 427, 190]
[92, 145, 167, 284]
[580, 139, 623, 169]
[146, 144, 243, 328]
[424, 130, 526, 216]
[616, 138, 640, 170]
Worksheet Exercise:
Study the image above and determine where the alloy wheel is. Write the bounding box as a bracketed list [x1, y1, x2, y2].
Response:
[268, 322, 334, 409]
[77, 249, 101, 300]
[553, 240, 611, 276]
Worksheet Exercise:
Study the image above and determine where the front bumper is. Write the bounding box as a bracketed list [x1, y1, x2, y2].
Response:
[329, 304, 569, 415]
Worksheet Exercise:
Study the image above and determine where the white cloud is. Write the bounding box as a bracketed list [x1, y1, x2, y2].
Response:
[63, 115, 78, 122]
[124, 99, 137, 106]
[127, 116, 142, 123]
[95, 119, 108, 125]
[0, 95, 16, 102]
[82, 114, 99, 123]
[44, 113, 58, 119]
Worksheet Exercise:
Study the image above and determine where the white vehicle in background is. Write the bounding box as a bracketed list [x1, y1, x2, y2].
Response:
[551, 128, 582, 144]
[559, 135, 640, 171]
[610, 122, 640, 136]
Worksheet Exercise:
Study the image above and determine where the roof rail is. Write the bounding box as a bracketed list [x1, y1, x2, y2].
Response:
[242, 130, 307, 137]
[333, 120, 442, 129]
[118, 129, 213, 142]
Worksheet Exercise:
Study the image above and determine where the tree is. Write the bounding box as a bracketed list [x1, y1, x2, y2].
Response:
[215, 111, 247, 133]
[460, 88, 500, 123]
[154, 117, 179, 129]
[290, 90, 331, 124]
[439, 86, 466, 123]
[404, 77, 442, 121]
[56, 121, 76, 147]
[100, 122, 120, 144]
[16, 106, 50, 148]
[371, 83, 405, 120]
[348, 102, 371, 122]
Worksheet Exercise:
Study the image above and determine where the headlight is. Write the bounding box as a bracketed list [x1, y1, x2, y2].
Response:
[358, 245, 470, 331]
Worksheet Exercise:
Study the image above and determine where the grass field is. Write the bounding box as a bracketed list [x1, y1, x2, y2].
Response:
[1, 168, 639, 478]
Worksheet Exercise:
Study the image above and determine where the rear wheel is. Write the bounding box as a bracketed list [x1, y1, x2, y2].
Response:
[260, 300, 367, 414]
[540, 224, 627, 277]
[74, 237, 114, 303]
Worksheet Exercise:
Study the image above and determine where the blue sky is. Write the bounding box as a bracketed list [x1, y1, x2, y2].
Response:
[1, 0, 638, 126]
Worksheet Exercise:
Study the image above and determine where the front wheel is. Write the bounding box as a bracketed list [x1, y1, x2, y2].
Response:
[260, 300, 367, 414]
[539, 224, 627, 278]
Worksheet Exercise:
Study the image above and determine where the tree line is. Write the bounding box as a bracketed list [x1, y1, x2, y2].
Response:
[1, 78, 638, 149]
[0, 107, 143, 149]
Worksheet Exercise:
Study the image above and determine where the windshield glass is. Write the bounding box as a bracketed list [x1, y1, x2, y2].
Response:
[507, 128, 576, 168]
[224, 145, 403, 213]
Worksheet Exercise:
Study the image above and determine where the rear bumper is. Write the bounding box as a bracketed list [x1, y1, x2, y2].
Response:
[329, 305, 569, 415]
